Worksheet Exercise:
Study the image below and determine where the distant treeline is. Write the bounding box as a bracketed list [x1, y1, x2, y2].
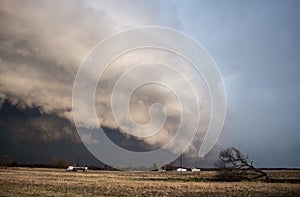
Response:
[0, 163, 121, 171]
[1, 163, 299, 171]
[0, 154, 299, 171]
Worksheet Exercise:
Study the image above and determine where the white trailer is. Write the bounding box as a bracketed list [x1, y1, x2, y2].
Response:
[66, 166, 88, 172]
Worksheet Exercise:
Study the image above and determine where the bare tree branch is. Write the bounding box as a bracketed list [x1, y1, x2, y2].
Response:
[216, 147, 269, 182]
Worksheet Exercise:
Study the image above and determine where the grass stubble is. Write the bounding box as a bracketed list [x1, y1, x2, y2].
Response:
[0, 168, 299, 196]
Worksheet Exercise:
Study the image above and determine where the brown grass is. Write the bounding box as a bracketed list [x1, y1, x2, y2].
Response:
[0, 167, 299, 196]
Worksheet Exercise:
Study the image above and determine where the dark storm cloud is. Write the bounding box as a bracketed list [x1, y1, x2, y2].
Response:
[1, 0, 299, 167]
[0, 0, 209, 161]
[0, 102, 79, 143]
[0, 0, 113, 142]
[0, 0, 185, 137]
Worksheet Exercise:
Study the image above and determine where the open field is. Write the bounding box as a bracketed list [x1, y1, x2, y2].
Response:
[0, 168, 300, 196]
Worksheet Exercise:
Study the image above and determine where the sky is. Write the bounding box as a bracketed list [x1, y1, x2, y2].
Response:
[0, 0, 300, 168]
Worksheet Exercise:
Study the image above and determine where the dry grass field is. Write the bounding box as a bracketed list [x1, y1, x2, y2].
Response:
[0, 167, 300, 196]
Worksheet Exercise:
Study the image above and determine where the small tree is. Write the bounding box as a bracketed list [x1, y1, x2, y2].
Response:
[216, 147, 269, 182]
[0, 155, 12, 168]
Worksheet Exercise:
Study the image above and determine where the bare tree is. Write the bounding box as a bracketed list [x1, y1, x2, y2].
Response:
[51, 157, 70, 168]
[216, 147, 269, 182]
[0, 154, 12, 168]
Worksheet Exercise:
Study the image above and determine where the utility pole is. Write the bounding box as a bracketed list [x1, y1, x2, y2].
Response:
[180, 153, 183, 168]
[76, 152, 79, 167]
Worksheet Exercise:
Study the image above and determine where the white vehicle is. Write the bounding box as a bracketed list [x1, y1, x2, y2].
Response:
[66, 166, 88, 172]
[176, 168, 187, 172]
[191, 167, 201, 172]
